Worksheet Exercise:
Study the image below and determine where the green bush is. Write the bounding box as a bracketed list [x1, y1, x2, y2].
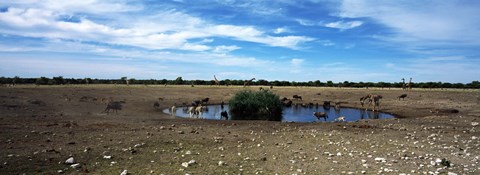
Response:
[228, 90, 283, 121]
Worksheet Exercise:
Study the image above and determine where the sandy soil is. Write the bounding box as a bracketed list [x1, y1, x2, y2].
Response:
[0, 85, 479, 175]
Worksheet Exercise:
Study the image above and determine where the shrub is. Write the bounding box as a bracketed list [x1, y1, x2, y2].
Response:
[228, 90, 283, 121]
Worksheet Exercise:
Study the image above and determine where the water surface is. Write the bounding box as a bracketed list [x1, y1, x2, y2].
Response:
[164, 104, 395, 122]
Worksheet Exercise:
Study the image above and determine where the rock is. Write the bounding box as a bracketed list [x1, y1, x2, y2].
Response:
[188, 160, 196, 165]
[120, 169, 128, 175]
[218, 161, 227, 166]
[65, 157, 75, 164]
[103, 155, 112, 159]
[134, 143, 145, 148]
[70, 163, 81, 169]
[181, 159, 196, 168]
[374, 157, 386, 162]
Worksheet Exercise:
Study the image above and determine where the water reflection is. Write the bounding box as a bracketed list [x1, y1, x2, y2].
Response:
[164, 104, 395, 122]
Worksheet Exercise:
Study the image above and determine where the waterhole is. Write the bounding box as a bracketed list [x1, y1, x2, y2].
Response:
[163, 104, 395, 122]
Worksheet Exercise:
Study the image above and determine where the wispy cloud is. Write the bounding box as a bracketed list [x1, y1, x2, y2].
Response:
[291, 58, 304, 66]
[324, 20, 363, 30]
[337, 0, 480, 44]
[0, 4, 313, 51]
[295, 19, 317, 26]
[273, 27, 291, 34]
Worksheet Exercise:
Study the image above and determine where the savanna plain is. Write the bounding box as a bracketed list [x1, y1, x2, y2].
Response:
[0, 85, 479, 175]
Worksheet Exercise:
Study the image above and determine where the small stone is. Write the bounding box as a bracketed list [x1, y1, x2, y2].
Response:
[120, 169, 128, 175]
[188, 160, 196, 165]
[218, 161, 227, 166]
[181, 162, 189, 168]
[65, 157, 75, 164]
[374, 157, 386, 162]
[70, 163, 81, 169]
[103, 155, 112, 159]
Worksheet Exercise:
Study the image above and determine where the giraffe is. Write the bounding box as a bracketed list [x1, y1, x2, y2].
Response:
[213, 75, 220, 86]
[401, 78, 406, 91]
[243, 78, 255, 87]
[407, 78, 413, 90]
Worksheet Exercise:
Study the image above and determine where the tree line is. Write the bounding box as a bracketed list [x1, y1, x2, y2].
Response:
[1, 76, 479, 89]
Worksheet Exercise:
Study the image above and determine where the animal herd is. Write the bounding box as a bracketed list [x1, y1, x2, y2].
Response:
[93, 89, 409, 122]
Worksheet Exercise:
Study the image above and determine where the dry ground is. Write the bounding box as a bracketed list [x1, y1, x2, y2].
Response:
[0, 85, 479, 175]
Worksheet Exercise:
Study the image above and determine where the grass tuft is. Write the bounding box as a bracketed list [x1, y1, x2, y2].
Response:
[228, 90, 282, 121]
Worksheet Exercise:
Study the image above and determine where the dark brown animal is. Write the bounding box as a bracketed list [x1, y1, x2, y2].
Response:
[220, 111, 229, 120]
[153, 102, 160, 109]
[104, 101, 123, 114]
[313, 112, 328, 121]
[293, 95, 302, 101]
[398, 94, 407, 100]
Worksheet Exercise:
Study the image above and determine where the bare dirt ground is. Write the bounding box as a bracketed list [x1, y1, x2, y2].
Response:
[0, 85, 479, 175]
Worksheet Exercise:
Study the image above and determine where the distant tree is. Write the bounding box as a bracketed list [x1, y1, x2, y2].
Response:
[159, 79, 168, 85]
[35, 77, 49, 85]
[257, 79, 269, 86]
[467, 81, 480, 89]
[326, 80, 334, 87]
[0, 77, 7, 85]
[52, 76, 64, 85]
[452, 83, 465, 89]
[128, 78, 136, 84]
[224, 79, 231, 86]
[12, 76, 22, 85]
[174, 77, 184, 85]
[83, 78, 92, 85]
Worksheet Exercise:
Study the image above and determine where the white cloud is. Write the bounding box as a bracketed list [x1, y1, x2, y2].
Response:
[295, 19, 317, 26]
[337, 0, 480, 44]
[289, 58, 304, 73]
[273, 27, 291, 34]
[0, 3, 313, 51]
[213, 45, 241, 54]
[318, 40, 335, 46]
[291, 58, 304, 66]
[324, 20, 363, 30]
[2, 0, 142, 14]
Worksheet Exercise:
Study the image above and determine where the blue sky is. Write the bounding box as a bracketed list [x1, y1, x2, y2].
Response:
[0, 0, 479, 83]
